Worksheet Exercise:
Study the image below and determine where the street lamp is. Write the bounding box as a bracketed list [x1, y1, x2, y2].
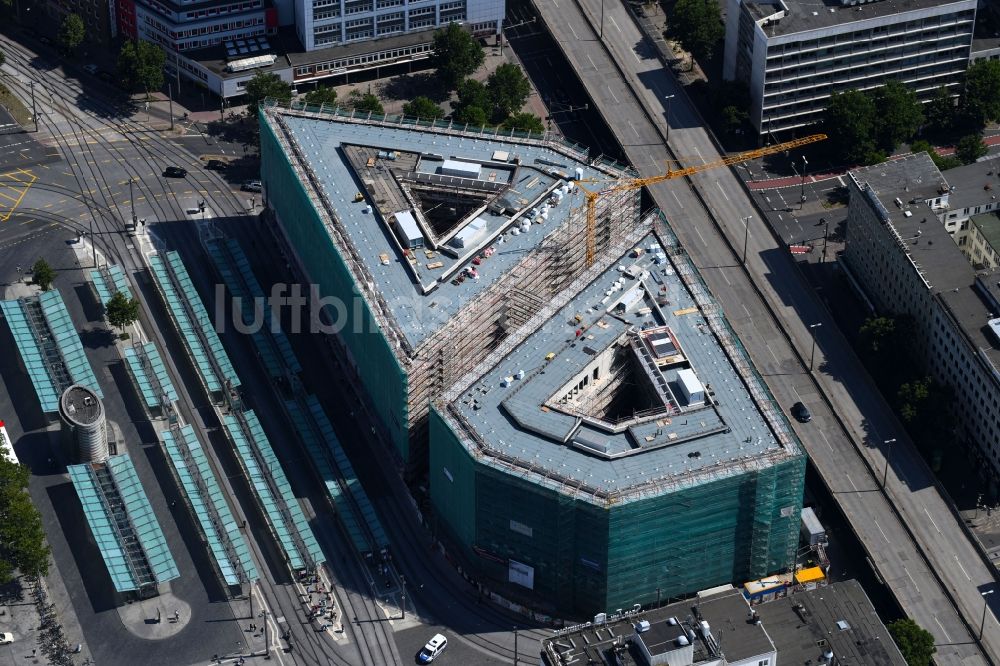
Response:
[800, 155, 808, 206]
[513, 626, 519, 666]
[820, 217, 829, 264]
[881, 438, 897, 489]
[808, 322, 822, 371]
[741, 215, 753, 265]
[664, 94, 676, 142]
[129, 178, 137, 229]
[28, 82, 36, 133]
[982, 590, 995, 640]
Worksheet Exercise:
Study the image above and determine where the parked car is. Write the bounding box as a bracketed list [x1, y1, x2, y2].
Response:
[417, 634, 447, 663]
[205, 159, 227, 171]
[791, 401, 812, 423]
[241, 180, 262, 193]
[163, 166, 188, 178]
[82, 64, 98, 75]
[0, 633, 13, 645]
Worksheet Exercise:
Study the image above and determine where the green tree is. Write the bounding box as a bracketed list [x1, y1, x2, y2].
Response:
[911, 139, 961, 171]
[501, 112, 545, 134]
[244, 71, 292, 119]
[105, 291, 140, 330]
[955, 134, 988, 164]
[871, 80, 923, 151]
[924, 86, 955, 135]
[349, 91, 384, 115]
[667, 0, 724, 65]
[402, 96, 444, 119]
[302, 86, 338, 109]
[456, 78, 490, 112]
[824, 90, 879, 164]
[721, 105, 748, 134]
[888, 618, 936, 666]
[454, 105, 488, 127]
[859, 316, 895, 353]
[0, 459, 50, 582]
[897, 377, 931, 423]
[31, 259, 54, 291]
[58, 13, 85, 55]
[960, 59, 1000, 128]
[487, 63, 531, 120]
[117, 40, 166, 94]
[429, 23, 485, 89]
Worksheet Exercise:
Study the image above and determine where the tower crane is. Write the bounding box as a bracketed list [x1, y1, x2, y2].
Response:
[576, 134, 828, 265]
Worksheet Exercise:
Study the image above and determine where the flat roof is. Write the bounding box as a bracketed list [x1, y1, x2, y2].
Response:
[972, 212, 1000, 253]
[938, 156, 1000, 212]
[442, 231, 797, 500]
[748, 0, 975, 38]
[268, 109, 623, 348]
[60, 385, 103, 426]
[756, 579, 906, 665]
[542, 587, 773, 666]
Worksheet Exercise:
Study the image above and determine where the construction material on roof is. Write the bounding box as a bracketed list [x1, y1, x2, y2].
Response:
[441, 159, 481, 179]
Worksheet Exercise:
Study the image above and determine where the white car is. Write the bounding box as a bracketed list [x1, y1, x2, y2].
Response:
[0, 632, 13, 644]
[417, 633, 447, 663]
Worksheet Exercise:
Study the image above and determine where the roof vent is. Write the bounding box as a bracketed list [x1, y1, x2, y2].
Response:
[836, 620, 851, 631]
[635, 620, 651, 633]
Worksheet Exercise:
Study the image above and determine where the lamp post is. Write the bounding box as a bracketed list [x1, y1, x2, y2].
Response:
[800, 155, 808, 206]
[513, 627, 518, 666]
[400, 574, 406, 620]
[881, 438, 897, 489]
[741, 215, 753, 265]
[29, 82, 36, 133]
[129, 178, 137, 229]
[982, 590, 995, 640]
[820, 217, 829, 264]
[664, 94, 676, 142]
[809, 322, 822, 371]
[600, 0, 605, 39]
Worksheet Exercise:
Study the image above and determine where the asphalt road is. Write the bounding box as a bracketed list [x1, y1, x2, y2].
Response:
[531, 0, 999, 661]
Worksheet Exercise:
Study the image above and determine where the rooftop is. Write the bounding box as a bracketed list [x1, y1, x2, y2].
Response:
[441, 230, 798, 501]
[267, 109, 625, 347]
[938, 155, 1000, 213]
[757, 579, 906, 665]
[745, 0, 975, 39]
[59, 385, 103, 426]
[542, 587, 773, 666]
[971, 212, 1000, 254]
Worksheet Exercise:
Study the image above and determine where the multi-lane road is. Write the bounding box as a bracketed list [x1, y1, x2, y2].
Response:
[529, 0, 999, 662]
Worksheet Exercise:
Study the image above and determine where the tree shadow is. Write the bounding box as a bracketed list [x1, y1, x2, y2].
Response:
[380, 73, 450, 104]
[78, 325, 115, 350]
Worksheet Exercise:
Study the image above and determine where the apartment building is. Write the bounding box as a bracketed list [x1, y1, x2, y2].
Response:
[37, 0, 116, 46]
[842, 152, 1000, 484]
[723, 0, 976, 137]
[128, 0, 274, 53]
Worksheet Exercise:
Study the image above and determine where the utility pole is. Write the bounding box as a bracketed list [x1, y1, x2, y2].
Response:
[982, 590, 995, 640]
[741, 215, 753, 264]
[400, 574, 406, 620]
[800, 155, 808, 207]
[129, 178, 137, 229]
[881, 438, 896, 489]
[29, 82, 37, 132]
[664, 94, 675, 142]
[600, 0, 605, 39]
[513, 627, 518, 666]
[263, 610, 270, 660]
[809, 322, 822, 371]
[168, 83, 174, 130]
[821, 218, 829, 263]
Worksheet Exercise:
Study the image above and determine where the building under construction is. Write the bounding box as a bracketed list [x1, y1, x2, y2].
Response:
[259, 103, 641, 471]
[430, 216, 806, 616]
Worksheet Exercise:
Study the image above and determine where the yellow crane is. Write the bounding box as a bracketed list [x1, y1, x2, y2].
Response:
[576, 133, 828, 265]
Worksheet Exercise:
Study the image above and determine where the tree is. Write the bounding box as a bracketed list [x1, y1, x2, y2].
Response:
[955, 134, 988, 164]
[924, 86, 956, 136]
[888, 619, 936, 666]
[960, 60, 1000, 128]
[0, 459, 50, 582]
[910, 139, 961, 171]
[501, 112, 545, 134]
[31, 259, 54, 291]
[117, 40, 166, 94]
[429, 23, 485, 88]
[859, 316, 895, 353]
[454, 105, 488, 127]
[58, 13, 85, 55]
[302, 86, 338, 109]
[871, 80, 922, 151]
[456, 78, 490, 112]
[402, 96, 444, 119]
[721, 105, 748, 134]
[897, 377, 931, 423]
[823, 90, 879, 164]
[667, 0, 724, 65]
[487, 63, 531, 120]
[349, 91, 384, 115]
[244, 71, 292, 119]
[105, 291, 140, 330]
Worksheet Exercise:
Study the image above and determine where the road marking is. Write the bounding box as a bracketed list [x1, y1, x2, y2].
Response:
[720, 270, 731, 286]
[587, 54, 598, 71]
[845, 473, 858, 491]
[819, 430, 834, 452]
[902, 565, 920, 593]
[568, 23, 578, 39]
[629, 121, 639, 137]
[694, 225, 707, 246]
[0, 169, 36, 221]
[934, 617, 952, 642]
[671, 191, 684, 209]
[923, 507, 941, 534]
[632, 49, 641, 62]
[608, 14, 621, 32]
[715, 180, 730, 201]
[607, 86, 620, 104]
[873, 518, 890, 543]
[954, 554, 972, 581]
[742, 303, 752, 319]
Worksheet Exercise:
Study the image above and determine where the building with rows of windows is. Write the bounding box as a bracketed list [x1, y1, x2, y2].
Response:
[722, 0, 977, 138]
[842, 152, 1000, 486]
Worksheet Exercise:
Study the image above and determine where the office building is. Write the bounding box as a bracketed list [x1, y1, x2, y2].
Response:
[723, 0, 976, 137]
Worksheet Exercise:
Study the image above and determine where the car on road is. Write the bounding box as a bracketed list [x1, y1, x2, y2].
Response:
[205, 159, 228, 171]
[241, 180, 262, 192]
[82, 64, 98, 75]
[163, 166, 188, 178]
[0, 632, 13, 644]
[791, 401, 812, 423]
[417, 634, 447, 663]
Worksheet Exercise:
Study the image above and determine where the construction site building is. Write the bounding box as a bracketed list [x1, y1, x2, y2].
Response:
[430, 217, 806, 616]
[259, 103, 641, 472]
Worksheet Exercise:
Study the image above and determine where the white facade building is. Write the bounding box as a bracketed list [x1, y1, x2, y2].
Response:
[723, 0, 977, 137]
[842, 153, 1000, 484]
